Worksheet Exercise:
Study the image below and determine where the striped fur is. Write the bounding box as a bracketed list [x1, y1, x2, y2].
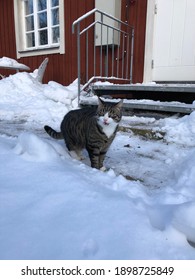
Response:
[44, 125, 63, 139]
[44, 98, 123, 169]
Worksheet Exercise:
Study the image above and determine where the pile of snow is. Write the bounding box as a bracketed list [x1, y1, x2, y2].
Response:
[162, 112, 195, 146]
[0, 71, 195, 260]
[0, 72, 78, 128]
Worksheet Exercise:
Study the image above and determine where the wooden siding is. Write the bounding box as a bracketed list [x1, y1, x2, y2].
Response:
[121, 0, 148, 83]
[0, 0, 147, 85]
[0, 0, 17, 77]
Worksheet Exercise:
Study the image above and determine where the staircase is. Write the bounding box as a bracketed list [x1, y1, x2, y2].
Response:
[91, 83, 195, 114]
[73, 9, 195, 115]
[72, 8, 134, 102]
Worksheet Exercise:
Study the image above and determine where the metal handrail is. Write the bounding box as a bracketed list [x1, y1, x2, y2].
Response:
[72, 8, 134, 103]
[72, 8, 130, 32]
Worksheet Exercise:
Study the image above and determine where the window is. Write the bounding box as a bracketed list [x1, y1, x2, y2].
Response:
[14, 0, 65, 58]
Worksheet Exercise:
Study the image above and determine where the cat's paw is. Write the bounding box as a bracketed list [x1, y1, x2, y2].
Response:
[100, 166, 107, 172]
[69, 150, 83, 161]
[79, 155, 85, 161]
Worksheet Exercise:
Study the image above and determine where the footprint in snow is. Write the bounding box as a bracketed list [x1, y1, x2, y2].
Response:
[82, 238, 99, 258]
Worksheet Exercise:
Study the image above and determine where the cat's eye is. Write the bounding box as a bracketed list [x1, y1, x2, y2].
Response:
[99, 109, 105, 116]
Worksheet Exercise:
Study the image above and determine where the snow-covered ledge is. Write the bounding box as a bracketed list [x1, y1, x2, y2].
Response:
[0, 57, 30, 73]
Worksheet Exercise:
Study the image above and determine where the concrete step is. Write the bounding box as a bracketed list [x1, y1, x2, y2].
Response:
[80, 98, 195, 115]
[92, 83, 195, 104]
[122, 101, 195, 114]
[82, 83, 195, 114]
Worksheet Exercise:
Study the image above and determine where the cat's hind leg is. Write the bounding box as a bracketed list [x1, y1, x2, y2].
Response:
[69, 150, 84, 161]
[66, 142, 84, 161]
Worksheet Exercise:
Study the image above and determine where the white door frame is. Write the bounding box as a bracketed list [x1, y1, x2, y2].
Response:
[143, 0, 156, 83]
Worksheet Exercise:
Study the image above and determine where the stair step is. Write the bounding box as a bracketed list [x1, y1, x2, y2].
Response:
[92, 83, 195, 104]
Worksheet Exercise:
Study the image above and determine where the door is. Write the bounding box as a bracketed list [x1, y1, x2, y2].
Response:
[152, 0, 195, 82]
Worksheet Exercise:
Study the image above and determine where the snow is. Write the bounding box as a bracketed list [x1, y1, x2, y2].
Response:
[0, 71, 195, 260]
[0, 56, 30, 70]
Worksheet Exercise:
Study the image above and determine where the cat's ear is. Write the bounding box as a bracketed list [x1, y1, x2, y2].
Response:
[97, 97, 104, 108]
[115, 99, 123, 108]
[98, 97, 104, 105]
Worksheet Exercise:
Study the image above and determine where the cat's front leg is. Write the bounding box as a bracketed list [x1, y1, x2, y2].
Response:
[89, 151, 107, 170]
[88, 148, 101, 169]
[99, 151, 107, 170]
[89, 154, 100, 169]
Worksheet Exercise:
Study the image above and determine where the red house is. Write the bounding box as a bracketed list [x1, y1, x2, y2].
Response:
[0, 0, 147, 85]
[0, 0, 194, 106]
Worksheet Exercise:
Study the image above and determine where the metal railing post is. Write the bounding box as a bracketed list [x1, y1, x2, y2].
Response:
[130, 28, 134, 84]
[72, 8, 134, 103]
[106, 27, 109, 77]
[112, 29, 115, 77]
[94, 24, 96, 77]
[77, 23, 81, 104]
[86, 31, 89, 82]
[100, 13, 103, 76]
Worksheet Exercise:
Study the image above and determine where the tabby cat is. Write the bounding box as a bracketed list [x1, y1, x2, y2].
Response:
[44, 98, 123, 170]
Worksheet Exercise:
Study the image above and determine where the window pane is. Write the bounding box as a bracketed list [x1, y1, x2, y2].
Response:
[51, 0, 59, 7]
[38, 12, 47, 28]
[39, 29, 48, 45]
[38, 0, 47, 11]
[26, 16, 34, 31]
[52, 8, 59, 26]
[52, 27, 59, 43]
[26, 32, 35, 47]
[25, 0, 34, 15]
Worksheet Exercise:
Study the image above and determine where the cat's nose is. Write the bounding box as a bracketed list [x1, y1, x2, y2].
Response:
[104, 118, 109, 125]
[103, 113, 109, 124]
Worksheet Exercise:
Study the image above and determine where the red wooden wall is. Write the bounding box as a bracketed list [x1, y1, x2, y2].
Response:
[0, 0, 17, 77]
[0, 0, 95, 85]
[0, 0, 147, 85]
[121, 0, 148, 83]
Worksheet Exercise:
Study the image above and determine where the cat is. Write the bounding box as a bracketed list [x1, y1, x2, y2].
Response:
[44, 97, 123, 170]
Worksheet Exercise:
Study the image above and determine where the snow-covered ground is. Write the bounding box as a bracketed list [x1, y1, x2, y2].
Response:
[0, 70, 195, 260]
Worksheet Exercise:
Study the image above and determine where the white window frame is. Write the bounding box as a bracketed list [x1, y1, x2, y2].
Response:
[14, 0, 65, 58]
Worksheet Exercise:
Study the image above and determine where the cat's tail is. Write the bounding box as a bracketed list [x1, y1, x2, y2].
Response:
[44, 125, 63, 139]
